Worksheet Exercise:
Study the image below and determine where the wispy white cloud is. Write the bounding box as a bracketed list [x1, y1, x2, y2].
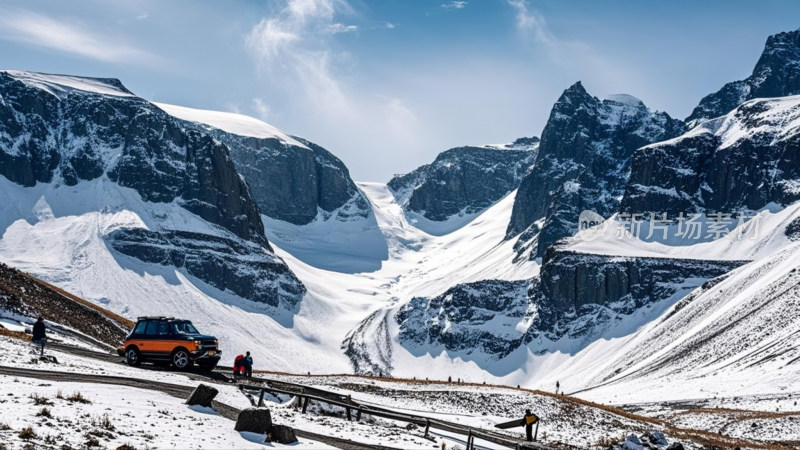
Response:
[385, 21, 396, 29]
[441, 1, 468, 9]
[507, 0, 553, 45]
[0, 8, 159, 65]
[252, 97, 271, 121]
[245, 0, 424, 181]
[328, 23, 358, 34]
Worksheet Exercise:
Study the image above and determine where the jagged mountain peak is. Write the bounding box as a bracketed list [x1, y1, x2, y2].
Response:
[686, 27, 800, 125]
[507, 82, 686, 258]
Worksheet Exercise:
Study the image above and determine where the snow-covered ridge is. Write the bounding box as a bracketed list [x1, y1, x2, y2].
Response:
[153, 102, 309, 149]
[1, 69, 134, 98]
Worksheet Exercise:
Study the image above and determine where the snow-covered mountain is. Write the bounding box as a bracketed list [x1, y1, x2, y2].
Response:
[506, 83, 685, 258]
[0, 70, 304, 309]
[686, 28, 800, 127]
[1, 26, 800, 418]
[387, 138, 538, 234]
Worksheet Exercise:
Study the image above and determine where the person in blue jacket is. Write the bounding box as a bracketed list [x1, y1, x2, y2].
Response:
[243, 351, 253, 378]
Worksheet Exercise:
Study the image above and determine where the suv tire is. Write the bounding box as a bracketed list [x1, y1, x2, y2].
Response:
[172, 348, 192, 370]
[125, 346, 141, 367]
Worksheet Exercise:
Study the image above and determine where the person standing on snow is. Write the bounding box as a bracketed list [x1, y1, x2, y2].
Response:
[243, 351, 253, 378]
[32, 317, 46, 356]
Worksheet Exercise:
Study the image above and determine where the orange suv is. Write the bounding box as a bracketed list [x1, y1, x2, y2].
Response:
[117, 317, 221, 371]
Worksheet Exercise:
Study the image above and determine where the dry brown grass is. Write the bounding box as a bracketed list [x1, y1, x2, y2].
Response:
[676, 407, 800, 421]
[0, 328, 31, 341]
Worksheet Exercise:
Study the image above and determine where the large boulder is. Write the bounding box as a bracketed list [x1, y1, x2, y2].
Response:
[267, 425, 298, 444]
[185, 384, 218, 408]
[234, 408, 272, 434]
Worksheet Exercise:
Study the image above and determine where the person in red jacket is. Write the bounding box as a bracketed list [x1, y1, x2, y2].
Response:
[233, 354, 245, 376]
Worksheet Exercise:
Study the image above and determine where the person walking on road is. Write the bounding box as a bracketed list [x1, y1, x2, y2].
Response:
[32, 317, 46, 356]
[243, 351, 253, 378]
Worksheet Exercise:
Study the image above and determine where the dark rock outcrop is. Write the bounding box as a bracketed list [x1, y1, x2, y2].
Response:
[395, 280, 531, 359]
[507, 84, 685, 257]
[687, 28, 800, 126]
[106, 229, 304, 308]
[389, 140, 538, 222]
[179, 124, 370, 225]
[622, 96, 800, 217]
[531, 248, 745, 341]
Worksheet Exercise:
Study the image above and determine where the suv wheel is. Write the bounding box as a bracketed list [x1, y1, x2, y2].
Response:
[172, 348, 191, 370]
[125, 347, 141, 366]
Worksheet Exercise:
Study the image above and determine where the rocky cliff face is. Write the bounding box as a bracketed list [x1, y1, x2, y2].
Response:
[158, 105, 370, 225]
[395, 279, 532, 359]
[388, 138, 538, 222]
[622, 95, 800, 217]
[0, 70, 305, 307]
[687, 28, 800, 126]
[506, 84, 685, 258]
[387, 249, 743, 368]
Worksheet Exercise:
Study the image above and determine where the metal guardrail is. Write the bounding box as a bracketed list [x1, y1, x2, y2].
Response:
[238, 378, 552, 450]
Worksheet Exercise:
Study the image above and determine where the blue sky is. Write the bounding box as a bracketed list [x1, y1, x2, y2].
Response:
[0, 0, 798, 181]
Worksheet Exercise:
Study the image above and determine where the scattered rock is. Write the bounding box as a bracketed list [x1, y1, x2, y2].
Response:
[185, 384, 218, 408]
[267, 424, 297, 444]
[234, 408, 272, 434]
[621, 434, 643, 450]
[666, 443, 685, 450]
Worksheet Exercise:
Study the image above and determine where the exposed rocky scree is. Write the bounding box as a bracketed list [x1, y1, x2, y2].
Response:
[0, 70, 306, 307]
[388, 138, 538, 222]
[686, 28, 800, 126]
[506, 83, 685, 258]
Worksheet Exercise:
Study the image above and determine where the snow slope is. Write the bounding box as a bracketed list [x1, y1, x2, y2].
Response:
[0, 176, 358, 373]
[154, 102, 308, 149]
[574, 239, 800, 406]
[0, 69, 134, 98]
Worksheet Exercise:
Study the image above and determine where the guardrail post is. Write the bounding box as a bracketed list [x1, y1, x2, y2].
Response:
[356, 408, 362, 421]
[301, 396, 309, 414]
[534, 420, 540, 442]
[258, 389, 265, 407]
[424, 418, 430, 439]
[466, 429, 474, 450]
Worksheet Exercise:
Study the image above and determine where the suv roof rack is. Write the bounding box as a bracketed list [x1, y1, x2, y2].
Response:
[137, 316, 176, 321]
